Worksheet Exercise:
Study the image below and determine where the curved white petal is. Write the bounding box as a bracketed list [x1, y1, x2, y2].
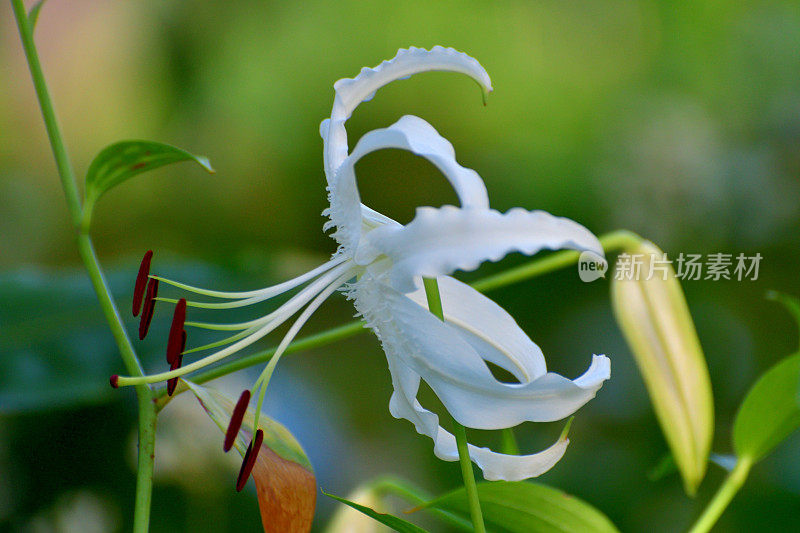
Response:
[363, 205, 605, 293]
[322, 46, 493, 182]
[329, 115, 490, 253]
[406, 275, 547, 382]
[386, 347, 569, 481]
[355, 279, 610, 430]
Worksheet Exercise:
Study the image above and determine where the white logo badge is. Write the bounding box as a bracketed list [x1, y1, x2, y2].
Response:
[578, 251, 608, 282]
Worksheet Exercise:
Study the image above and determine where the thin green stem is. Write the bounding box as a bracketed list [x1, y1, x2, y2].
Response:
[77, 233, 158, 532]
[423, 277, 444, 318]
[688, 457, 752, 533]
[11, 0, 81, 229]
[76, 234, 144, 377]
[500, 428, 520, 455]
[133, 397, 157, 530]
[452, 423, 485, 533]
[424, 277, 486, 533]
[471, 229, 641, 293]
[11, 4, 156, 530]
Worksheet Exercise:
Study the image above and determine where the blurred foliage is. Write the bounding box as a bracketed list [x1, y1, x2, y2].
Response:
[1, 0, 799, 531]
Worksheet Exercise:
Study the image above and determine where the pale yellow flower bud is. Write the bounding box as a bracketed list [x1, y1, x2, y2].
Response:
[611, 240, 714, 495]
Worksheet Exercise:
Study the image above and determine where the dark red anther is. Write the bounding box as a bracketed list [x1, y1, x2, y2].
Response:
[235, 429, 263, 492]
[224, 390, 251, 452]
[132, 251, 153, 317]
[166, 343, 184, 397]
[166, 363, 180, 395]
[166, 377, 178, 396]
[180, 330, 187, 353]
[166, 298, 187, 365]
[138, 278, 159, 340]
[109, 375, 119, 388]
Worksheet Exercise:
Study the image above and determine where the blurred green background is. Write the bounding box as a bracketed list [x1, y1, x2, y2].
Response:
[1, 0, 799, 531]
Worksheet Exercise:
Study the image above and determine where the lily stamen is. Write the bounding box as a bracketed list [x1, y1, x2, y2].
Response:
[132, 250, 153, 317]
[181, 328, 259, 355]
[138, 277, 158, 340]
[114, 268, 356, 387]
[166, 350, 182, 396]
[166, 298, 187, 365]
[149, 254, 347, 300]
[224, 389, 251, 452]
[236, 428, 264, 492]
[249, 270, 355, 429]
[165, 261, 354, 330]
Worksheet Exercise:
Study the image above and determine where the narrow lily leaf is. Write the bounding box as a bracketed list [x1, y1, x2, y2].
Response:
[325, 484, 392, 533]
[733, 352, 800, 463]
[184, 381, 315, 532]
[83, 140, 214, 223]
[28, 0, 47, 27]
[323, 490, 429, 533]
[422, 481, 619, 533]
[610, 240, 714, 495]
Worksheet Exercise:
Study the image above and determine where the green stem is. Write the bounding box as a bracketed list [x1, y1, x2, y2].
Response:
[133, 396, 157, 531]
[423, 277, 486, 533]
[471, 229, 641, 293]
[688, 458, 752, 533]
[11, 4, 157, 530]
[452, 422, 485, 533]
[11, 0, 82, 229]
[500, 428, 520, 455]
[77, 233, 159, 531]
[76, 234, 144, 377]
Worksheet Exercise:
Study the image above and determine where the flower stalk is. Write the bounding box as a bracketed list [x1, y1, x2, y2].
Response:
[423, 277, 486, 533]
[11, 3, 156, 530]
[688, 458, 752, 533]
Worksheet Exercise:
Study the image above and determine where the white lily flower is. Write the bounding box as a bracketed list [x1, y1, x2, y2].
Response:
[119, 46, 611, 481]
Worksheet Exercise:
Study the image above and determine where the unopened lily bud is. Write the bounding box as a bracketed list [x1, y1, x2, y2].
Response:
[185, 380, 316, 532]
[325, 485, 390, 533]
[611, 240, 714, 495]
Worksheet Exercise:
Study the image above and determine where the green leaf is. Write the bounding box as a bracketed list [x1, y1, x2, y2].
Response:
[83, 140, 214, 224]
[733, 352, 800, 463]
[28, 0, 47, 27]
[323, 490, 429, 533]
[423, 481, 619, 533]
